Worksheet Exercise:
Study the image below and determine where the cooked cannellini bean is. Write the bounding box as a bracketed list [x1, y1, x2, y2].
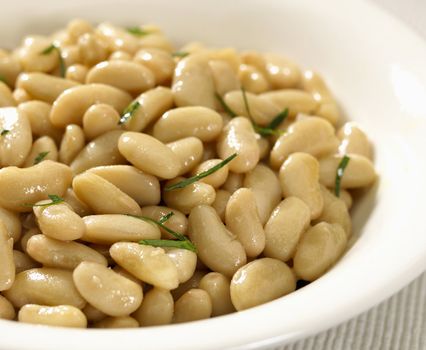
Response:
[294, 222, 347, 281]
[238, 64, 270, 94]
[0, 295, 15, 320]
[27, 234, 107, 269]
[16, 73, 79, 104]
[339, 189, 353, 209]
[165, 248, 197, 283]
[73, 172, 141, 215]
[12, 88, 32, 104]
[134, 48, 175, 85]
[96, 22, 139, 54]
[264, 197, 310, 261]
[262, 53, 301, 89]
[63, 188, 91, 217]
[93, 316, 139, 328]
[0, 206, 21, 241]
[70, 130, 125, 174]
[18, 304, 87, 328]
[17, 36, 59, 73]
[139, 206, 187, 239]
[163, 178, 216, 214]
[0, 55, 22, 87]
[0, 160, 72, 212]
[270, 116, 339, 169]
[123, 87, 174, 132]
[279, 152, 323, 220]
[167, 137, 204, 175]
[13, 250, 39, 273]
[209, 59, 240, 95]
[173, 289, 212, 323]
[225, 188, 265, 257]
[221, 172, 244, 194]
[19, 228, 41, 253]
[82, 104, 120, 140]
[0, 107, 32, 167]
[217, 117, 259, 173]
[0, 221, 15, 291]
[132, 287, 174, 326]
[243, 163, 282, 225]
[24, 136, 58, 167]
[199, 272, 235, 316]
[171, 270, 206, 300]
[337, 122, 372, 159]
[3, 268, 86, 308]
[188, 205, 246, 277]
[319, 154, 376, 188]
[211, 189, 231, 221]
[65, 64, 89, 83]
[73, 262, 143, 317]
[77, 33, 109, 66]
[33, 202, 85, 241]
[86, 60, 155, 94]
[153, 107, 223, 143]
[49, 84, 132, 128]
[191, 158, 229, 188]
[110, 243, 179, 290]
[118, 132, 181, 179]
[59, 124, 86, 165]
[82, 214, 160, 244]
[82, 303, 107, 323]
[0, 81, 16, 107]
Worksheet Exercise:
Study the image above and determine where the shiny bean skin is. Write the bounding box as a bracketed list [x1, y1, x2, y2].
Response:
[211, 189, 231, 221]
[217, 117, 260, 173]
[65, 64, 89, 83]
[123, 87, 174, 132]
[93, 316, 139, 328]
[0, 294, 15, 320]
[59, 124, 85, 165]
[238, 64, 270, 94]
[0, 160, 72, 212]
[24, 136, 58, 167]
[33, 202, 85, 241]
[263, 53, 301, 88]
[73, 262, 143, 317]
[132, 288, 174, 326]
[188, 205, 246, 277]
[77, 33, 109, 66]
[270, 117, 339, 169]
[167, 137, 204, 175]
[0, 81, 16, 107]
[165, 248, 197, 284]
[82, 104, 120, 140]
[82, 214, 160, 244]
[63, 188, 92, 217]
[17, 36, 59, 73]
[243, 164, 282, 225]
[86, 60, 155, 94]
[230, 258, 296, 311]
[18, 304, 87, 328]
[13, 250, 39, 273]
[0, 107, 32, 167]
[340, 189, 353, 209]
[209, 59, 240, 95]
[191, 158, 229, 188]
[16, 73, 79, 104]
[337, 122, 372, 159]
[0, 56, 22, 88]
[12, 88, 32, 104]
[0, 221, 15, 291]
[3, 268, 86, 309]
[225, 188, 265, 258]
[96, 22, 140, 54]
[293, 222, 347, 281]
[172, 289, 212, 323]
[163, 178, 216, 214]
[87, 165, 160, 206]
[139, 206, 187, 239]
[27, 234, 107, 269]
[118, 132, 181, 179]
[154, 107, 223, 143]
[73, 172, 142, 215]
[70, 130, 125, 174]
[110, 243, 179, 290]
[199, 272, 235, 316]
[49, 84, 132, 128]
[82, 303, 107, 323]
[171, 270, 206, 300]
[19, 228, 41, 254]
[134, 48, 175, 85]
[0, 206, 21, 241]
[221, 172, 243, 194]
[319, 154, 376, 189]
[264, 197, 310, 261]
[279, 153, 323, 220]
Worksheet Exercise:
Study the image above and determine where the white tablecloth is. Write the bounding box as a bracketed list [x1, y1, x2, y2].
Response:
[281, 1, 426, 349]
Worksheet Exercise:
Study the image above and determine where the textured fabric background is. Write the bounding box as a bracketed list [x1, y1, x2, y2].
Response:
[280, 1, 426, 349]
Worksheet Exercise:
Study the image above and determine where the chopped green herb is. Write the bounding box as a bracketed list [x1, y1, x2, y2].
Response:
[334, 155, 351, 197]
[241, 86, 252, 119]
[268, 108, 289, 130]
[252, 124, 283, 137]
[139, 239, 196, 252]
[40, 43, 65, 77]
[34, 151, 49, 165]
[164, 153, 237, 191]
[0, 129, 10, 136]
[215, 92, 237, 118]
[126, 27, 150, 36]
[25, 194, 65, 208]
[172, 51, 189, 58]
[118, 101, 140, 125]
[128, 214, 187, 241]
[158, 212, 174, 224]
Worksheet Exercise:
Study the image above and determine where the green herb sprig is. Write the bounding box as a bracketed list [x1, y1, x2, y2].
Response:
[215, 93, 237, 118]
[40, 43, 65, 77]
[126, 27, 150, 36]
[158, 211, 174, 224]
[334, 155, 351, 197]
[0, 129, 10, 136]
[25, 194, 65, 208]
[34, 151, 49, 165]
[118, 101, 140, 125]
[172, 51, 189, 58]
[164, 153, 237, 191]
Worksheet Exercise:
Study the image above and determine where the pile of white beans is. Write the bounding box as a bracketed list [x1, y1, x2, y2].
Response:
[0, 19, 377, 328]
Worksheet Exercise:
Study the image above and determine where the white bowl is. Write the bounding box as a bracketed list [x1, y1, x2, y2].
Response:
[1, 0, 426, 349]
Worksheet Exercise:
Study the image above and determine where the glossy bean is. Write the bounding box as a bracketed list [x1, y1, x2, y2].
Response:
[173, 289, 212, 323]
[132, 287, 174, 326]
[18, 304, 87, 328]
[199, 272, 235, 316]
